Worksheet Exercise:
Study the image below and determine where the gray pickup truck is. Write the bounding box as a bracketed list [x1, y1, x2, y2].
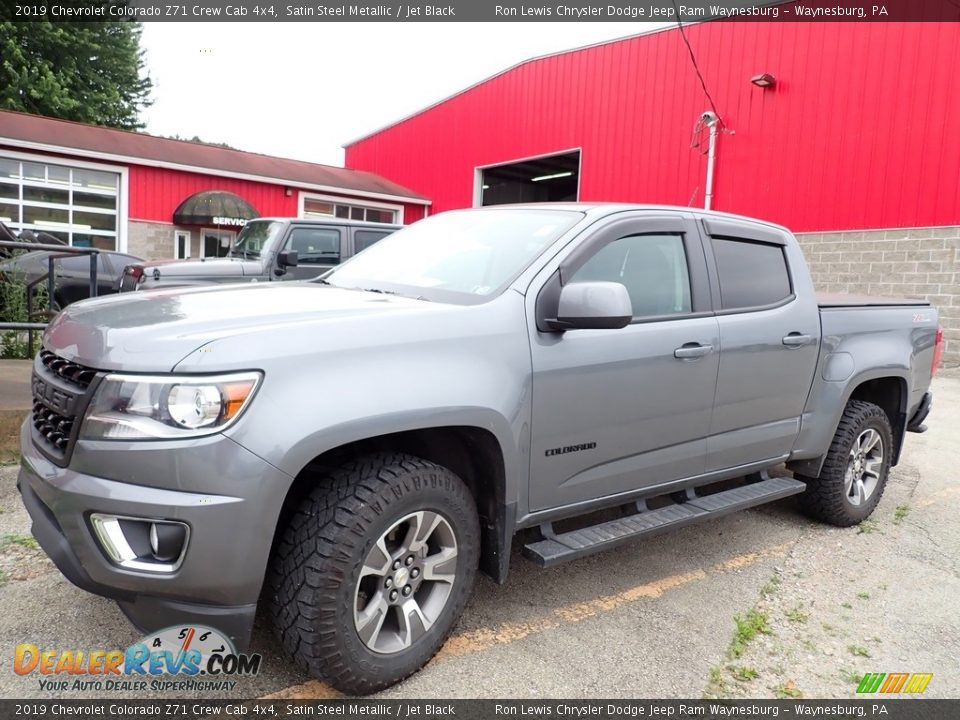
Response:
[19, 205, 940, 694]
[117, 217, 399, 291]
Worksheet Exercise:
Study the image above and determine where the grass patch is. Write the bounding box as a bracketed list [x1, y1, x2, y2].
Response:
[729, 609, 772, 658]
[772, 681, 802, 698]
[733, 666, 759, 682]
[785, 605, 809, 624]
[1, 533, 39, 551]
[857, 519, 880, 535]
[893, 505, 910, 525]
[841, 602, 853, 609]
[856, 592, 870, 600]
[760, 575, 781, 597]
[706, 664, 727, 695]
[848, 644, 871, 658]
[839, 668, 862, 685]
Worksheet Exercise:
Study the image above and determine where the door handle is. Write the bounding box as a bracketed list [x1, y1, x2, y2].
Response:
[782, 333, 813, 347]
[674, 343, 713, 359]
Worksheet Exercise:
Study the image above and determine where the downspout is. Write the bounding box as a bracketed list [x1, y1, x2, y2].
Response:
[702, 111, 719, 210]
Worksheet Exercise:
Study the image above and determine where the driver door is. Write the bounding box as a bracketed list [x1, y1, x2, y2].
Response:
[528, 213, 720, 511]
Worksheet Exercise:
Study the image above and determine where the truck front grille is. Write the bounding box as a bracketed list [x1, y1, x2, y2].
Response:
[38, 350, 97, 389]
[31, 403, 75, 452]
[31, 350, 99, 464]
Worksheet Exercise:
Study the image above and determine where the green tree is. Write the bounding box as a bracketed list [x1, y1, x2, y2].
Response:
[0, 11, 152, 129]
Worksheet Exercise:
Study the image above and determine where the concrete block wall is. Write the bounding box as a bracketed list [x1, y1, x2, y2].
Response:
[795, 227, 960, 367]
[127, 221, 177, 260]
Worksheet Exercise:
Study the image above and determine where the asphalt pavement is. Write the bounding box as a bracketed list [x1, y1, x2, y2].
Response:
[0, 375, 957, 700]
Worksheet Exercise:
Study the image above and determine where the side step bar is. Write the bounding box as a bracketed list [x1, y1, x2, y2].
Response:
[523, 476, 806, 568]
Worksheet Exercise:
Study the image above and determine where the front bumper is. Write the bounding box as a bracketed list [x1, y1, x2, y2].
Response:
[18, 419, 293, 651]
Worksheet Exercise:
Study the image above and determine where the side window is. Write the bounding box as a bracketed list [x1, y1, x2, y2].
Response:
[57, 254, 107, 273]
[56, 256, 88, 273]
[711, 237, 792, 310]
[570, 233, 692, 318]
[287, 228, 341, 265]
[354, 230, 390, 254]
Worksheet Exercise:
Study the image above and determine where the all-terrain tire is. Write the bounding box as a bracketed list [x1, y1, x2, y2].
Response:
[796, 400, 893, 527]
[266, 453, 480, 695]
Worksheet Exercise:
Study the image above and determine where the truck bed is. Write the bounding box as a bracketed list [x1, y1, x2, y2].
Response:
[816, 292, 930, 308]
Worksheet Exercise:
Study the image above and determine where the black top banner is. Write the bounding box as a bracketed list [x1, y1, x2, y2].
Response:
[1, 700, 959, 720]
[4, 0, 960, 22]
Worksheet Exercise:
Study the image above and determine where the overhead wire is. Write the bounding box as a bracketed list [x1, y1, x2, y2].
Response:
[670, 0, 722, 123]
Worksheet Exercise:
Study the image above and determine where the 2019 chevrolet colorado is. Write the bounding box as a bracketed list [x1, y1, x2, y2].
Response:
[19, 205, 940, 694]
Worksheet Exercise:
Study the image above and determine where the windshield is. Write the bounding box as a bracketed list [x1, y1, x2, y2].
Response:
[229, 220, 283, 259]
[322, 208, 581, 302]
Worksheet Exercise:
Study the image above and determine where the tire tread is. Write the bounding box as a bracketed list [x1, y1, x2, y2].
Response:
[266, 452, 477, 695]
[797, 400, 892, 527]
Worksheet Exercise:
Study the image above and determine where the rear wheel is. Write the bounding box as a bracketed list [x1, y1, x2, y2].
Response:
[797, 400, 893, 527]
[267, 453, 479, 695]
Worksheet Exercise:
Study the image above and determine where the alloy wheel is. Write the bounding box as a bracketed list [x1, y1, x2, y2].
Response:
[844, 428, 884, 507]
[353, 511, 458, 654]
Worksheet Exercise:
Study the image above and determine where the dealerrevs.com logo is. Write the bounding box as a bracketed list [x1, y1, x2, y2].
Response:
[14, 625, 262, 692]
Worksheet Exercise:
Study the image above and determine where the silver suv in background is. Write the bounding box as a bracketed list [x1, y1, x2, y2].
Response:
[118, 217, 400, 291]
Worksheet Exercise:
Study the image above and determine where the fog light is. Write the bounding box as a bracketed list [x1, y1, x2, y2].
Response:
[149, 522, 187, 562]
[90, 514, 189, 573]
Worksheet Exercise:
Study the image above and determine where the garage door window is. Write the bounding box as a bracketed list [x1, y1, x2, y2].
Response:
[712, 238, 792, 310]
[302, 197, 396, 224]
[0, 157, 120, 249]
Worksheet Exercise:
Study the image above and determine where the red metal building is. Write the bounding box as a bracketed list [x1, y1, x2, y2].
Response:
[344, 20, 960, 362]
[345, 21, 959, 232]
[0, 109, 429, 260]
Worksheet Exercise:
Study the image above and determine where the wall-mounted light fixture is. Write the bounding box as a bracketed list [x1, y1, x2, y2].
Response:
[751, 73, 777, 89]
[284, 187, 293, 197]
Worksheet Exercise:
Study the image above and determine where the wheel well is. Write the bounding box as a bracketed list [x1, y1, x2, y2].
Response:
[848, 377, 907, 464]
[272, 426, 507, 581]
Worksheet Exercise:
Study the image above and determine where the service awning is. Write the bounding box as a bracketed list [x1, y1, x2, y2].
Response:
[173, 190, 260, 227]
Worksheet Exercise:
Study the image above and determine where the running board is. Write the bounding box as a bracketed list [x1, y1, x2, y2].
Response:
[523, 476, 806, 568]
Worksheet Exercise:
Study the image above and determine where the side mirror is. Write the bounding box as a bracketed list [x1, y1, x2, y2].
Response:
[550, 281, 633, 330]
[277, 250, 299, 268]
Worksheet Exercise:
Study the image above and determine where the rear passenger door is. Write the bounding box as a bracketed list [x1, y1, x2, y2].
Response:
[282, 225, 343, 280]
[702, 218, 821, 471]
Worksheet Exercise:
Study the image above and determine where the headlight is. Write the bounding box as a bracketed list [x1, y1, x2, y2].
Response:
[80, 372, 262, 440]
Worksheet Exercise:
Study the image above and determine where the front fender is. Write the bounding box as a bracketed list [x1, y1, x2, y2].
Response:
[175, 292, 533, 520]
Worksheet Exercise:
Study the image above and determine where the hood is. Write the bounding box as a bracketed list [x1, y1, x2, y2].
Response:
[137, 256, 257, 278]
[43, 282, 439, 371]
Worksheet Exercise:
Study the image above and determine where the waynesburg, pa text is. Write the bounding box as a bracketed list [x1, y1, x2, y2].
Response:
[493, 4, 889, 19]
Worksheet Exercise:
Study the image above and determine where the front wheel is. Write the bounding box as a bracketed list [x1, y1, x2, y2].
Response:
[267, 453, 479, 695]
[797, 400, 893, 527]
